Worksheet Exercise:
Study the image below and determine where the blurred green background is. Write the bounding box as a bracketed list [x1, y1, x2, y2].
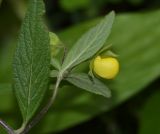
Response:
[0, 0, 160, 134]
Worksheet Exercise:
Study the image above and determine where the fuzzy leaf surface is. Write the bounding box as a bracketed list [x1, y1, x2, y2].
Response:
[66, 73, 111, 98]
[13, 0, 50, 124]
[61, 11, 115, 72]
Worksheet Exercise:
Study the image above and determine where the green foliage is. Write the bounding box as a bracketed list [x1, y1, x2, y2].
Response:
[35, 10, 160, 133]
[0, 84, 13, 113]
[0, 42, 14, 83]
[50, 58, 61, 70]
[66, 73, 111, 98]
[49, 32, 62, 57]
[139, 89, 160, 134]
[50, 70, 59, 78]
[1, 7, 114, 133]
[61, 12, 115, 73]
[1, 4, 160, 134]
[13, 0, 50, 125]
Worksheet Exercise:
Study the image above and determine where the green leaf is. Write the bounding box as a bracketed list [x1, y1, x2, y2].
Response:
[50, 70, 59, 78]
[0, 41, 15, 83]
[97, 44, 112, 55]
[13, 0, 50, 124]
[66, 73, 111, 98]
[49, 32, 62, 57]
[101, 50, 118, 57]
[61, 11, 115, 73]
[0, 84, 14, 113]
[88, 69, 95, 79]
[50, 58, 61, 70]
[88, 57, 95, 78]
[49, 32, 61, 46]
[139, 89, 160, 134]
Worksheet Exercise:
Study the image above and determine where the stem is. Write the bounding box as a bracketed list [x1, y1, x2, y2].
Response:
[0, 119, 15, 134]
[18, 76, 62, 134]
[61, 46, 67, 64]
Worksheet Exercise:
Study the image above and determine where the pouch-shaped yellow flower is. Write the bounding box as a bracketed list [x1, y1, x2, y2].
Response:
[93, 56, 119, 79]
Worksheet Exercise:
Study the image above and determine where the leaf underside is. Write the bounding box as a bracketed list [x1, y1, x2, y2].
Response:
[61, 11, 115, 72]
[66, 73, 111, 98]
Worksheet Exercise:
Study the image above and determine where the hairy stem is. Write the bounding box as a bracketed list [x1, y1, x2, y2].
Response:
[0, 119, 15, 134]
[17, 76, 62, 134]
[61, 46, 67, 64]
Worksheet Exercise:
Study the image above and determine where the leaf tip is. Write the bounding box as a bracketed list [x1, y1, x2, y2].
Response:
[110, 10, 116, 16]
[106, 91, 112, 98]
[106, 10, 115, 21]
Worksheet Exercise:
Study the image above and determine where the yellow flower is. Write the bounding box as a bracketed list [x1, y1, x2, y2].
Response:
[93, 56, 119, 79]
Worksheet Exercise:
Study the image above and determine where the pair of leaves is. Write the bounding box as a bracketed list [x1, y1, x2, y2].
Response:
[51, 11, 115, 98]
[55, 11, 115, 99]
[50, 11, 115, 98]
